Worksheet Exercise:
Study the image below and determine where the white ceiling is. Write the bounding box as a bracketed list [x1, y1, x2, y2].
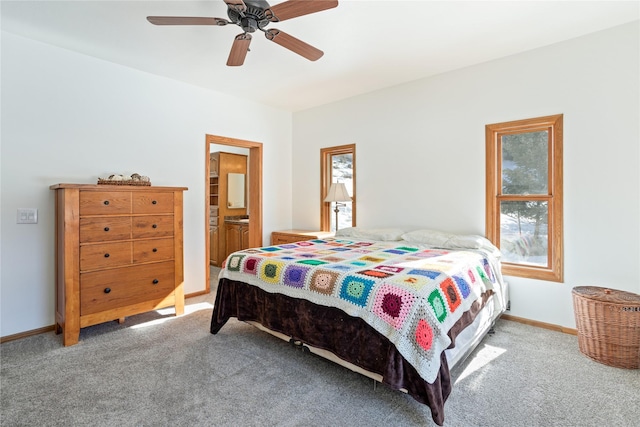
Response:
[2, 1, 638, 111]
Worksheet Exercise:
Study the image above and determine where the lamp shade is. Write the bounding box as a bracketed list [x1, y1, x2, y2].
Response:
[324, 182, 352, 203]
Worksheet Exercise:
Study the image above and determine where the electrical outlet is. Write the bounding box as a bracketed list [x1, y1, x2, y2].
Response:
[17, 208, 38, 224]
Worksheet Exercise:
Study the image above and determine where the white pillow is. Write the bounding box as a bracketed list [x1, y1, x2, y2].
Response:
[335, 227, 405, 241]
[447, 235, 496, 251]
[334, 227, 356, 237]
[401, 230, 499, 253]
[400, 229, 454, 246]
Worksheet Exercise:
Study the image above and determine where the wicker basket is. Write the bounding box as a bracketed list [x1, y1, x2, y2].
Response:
[572, 286, 640, 369]
[97, 178, 150, 186]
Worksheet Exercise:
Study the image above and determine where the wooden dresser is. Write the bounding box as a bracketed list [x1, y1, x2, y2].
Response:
[50, 184, 187, 346]
[271, 229, 334, 245]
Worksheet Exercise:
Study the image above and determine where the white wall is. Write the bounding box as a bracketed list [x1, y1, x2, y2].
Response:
[0, 32, 293, 337]
[292, 22, 640, 329]
[2, 22, 638, 338]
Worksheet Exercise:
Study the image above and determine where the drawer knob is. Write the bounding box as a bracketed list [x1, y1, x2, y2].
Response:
[152, 279, 159, 284]
[104, 227, 110, 232]
[152, 248, 158, 252]
[152, 224, 158, 229]
[152, 200, 157, 205]
[104, 287, 111, 294]
[104, 253, 110, 258]
[103, 200, 110, 206]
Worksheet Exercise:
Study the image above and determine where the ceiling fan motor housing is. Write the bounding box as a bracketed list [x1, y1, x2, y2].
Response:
[228, 0, 271, 33]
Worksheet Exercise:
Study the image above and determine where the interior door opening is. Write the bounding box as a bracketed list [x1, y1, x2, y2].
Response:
[205, 134, 263, 293]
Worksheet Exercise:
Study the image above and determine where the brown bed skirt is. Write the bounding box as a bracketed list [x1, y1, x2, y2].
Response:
[210, 278, 490, 426]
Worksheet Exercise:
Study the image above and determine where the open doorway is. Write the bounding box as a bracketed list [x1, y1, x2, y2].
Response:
[205, 134, 263, 292]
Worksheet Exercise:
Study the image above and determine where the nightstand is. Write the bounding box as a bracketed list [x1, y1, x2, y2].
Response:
[271, 229, 334, 245]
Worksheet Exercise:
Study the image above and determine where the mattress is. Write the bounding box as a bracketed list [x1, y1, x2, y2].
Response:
[210, 235, 506, 425]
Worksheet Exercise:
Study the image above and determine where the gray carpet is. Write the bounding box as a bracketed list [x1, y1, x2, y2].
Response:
[1, 287, 639, 426]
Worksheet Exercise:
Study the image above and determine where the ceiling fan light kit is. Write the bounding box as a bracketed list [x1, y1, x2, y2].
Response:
[147, 0, 338, 66]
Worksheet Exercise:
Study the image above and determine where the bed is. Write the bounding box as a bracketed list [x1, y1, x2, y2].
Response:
[210, 228, 507, 425]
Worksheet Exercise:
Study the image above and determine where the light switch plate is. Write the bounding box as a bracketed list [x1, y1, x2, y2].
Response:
[17, 208, 38, 224]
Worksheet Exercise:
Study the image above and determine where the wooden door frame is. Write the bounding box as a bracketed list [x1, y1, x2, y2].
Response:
[205, 134, 263, 292]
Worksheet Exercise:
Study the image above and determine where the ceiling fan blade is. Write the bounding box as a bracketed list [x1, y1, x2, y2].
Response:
[223, 0, 247, 13]
[266, 0, 338, 22]
[265, 29, 323, 61]
[227, 33, 252, 66]
[147, 16, 229, 26]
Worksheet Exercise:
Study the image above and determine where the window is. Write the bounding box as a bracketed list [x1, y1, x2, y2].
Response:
[485, 115, 563, 282]
[321, 144, 356, 232]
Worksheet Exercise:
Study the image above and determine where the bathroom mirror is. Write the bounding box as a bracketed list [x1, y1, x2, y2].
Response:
[227, 173, 245, 208]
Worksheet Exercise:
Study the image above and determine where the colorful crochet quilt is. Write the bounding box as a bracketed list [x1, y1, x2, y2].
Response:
[220, 237, 502, 384]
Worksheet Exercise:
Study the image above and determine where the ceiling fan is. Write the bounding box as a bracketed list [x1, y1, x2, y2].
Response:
[147, 0, 338, 66]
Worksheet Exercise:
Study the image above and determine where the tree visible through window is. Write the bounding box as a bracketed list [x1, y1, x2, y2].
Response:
[486, 115, 563, 282]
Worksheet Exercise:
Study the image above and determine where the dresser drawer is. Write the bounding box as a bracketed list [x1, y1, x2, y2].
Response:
[132, 215, 174, 238]
[271, 230, 333, 245]
[80, 262, 175, 315]
[79, 191, 132, 215]
[80, 217, 132, 243]
[271, 234, 304, 245]
[80, 242, 132, 271]
[133, 192, 174, 214]
[133, 238, 174, 263]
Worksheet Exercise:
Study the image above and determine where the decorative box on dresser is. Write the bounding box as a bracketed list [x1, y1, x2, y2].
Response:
[271, 229, 334, 245]
[50, 183, 188, 346]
